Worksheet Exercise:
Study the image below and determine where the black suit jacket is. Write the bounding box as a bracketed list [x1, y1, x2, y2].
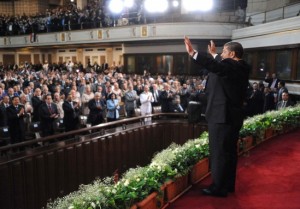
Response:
[6, 104, 26, 143]
[31, 96, 43, 122]
[87, 99, 105, 125]
[276, 100, 293, 110]
[39, 102, 59, 136]
[151, 89, 161, 106]
[264, 77, 279, 89]
[63, 101, 80, 131]
[159, 90, 174, 113]
[195, 53, 250, 127]
[0, 103, 8, 127]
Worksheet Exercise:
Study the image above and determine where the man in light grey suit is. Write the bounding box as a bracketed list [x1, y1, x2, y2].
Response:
[125, 83, 139, 117]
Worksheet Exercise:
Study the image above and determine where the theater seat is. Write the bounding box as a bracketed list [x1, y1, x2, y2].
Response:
[153, 106, 161, 114]
[29, 122, 41, 139]
[134, 108, 141, 116]
[0, 126, 10, 146]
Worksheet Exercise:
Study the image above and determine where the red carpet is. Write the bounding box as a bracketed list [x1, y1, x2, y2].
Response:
[167, 129, 300, 209]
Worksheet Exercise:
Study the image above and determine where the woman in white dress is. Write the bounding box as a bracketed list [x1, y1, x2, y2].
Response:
[139, 85, 154, 122]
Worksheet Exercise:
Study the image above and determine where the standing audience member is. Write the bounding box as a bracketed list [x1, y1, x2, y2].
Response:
[277, 80, 288, 103]
[63, 93, 80, 132]
[6, 96, 26, 144]
[39, 94, 59, 137]
[106, 93, 120, 122]
[151, 83, 161, 108]
[179, 83, 190, 111]
[0, 95, 10, 127]
[140, 85, 154, 121]
[53, 92, 64, 119]
[125, 83, 138, 117]
[87, 92, 106, 126]
[264, 72, 280, 92]
[31, 88, 43, 122]
[245, 82, 264, 117]
[160, 83, 175, 113]
[263, 87, 275, 112]
[81, 85, 94, 116]
[184, 37, 250, 197]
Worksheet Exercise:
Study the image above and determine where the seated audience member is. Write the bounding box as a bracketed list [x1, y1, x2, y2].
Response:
[276, 91, 293, 110]
[172, 96, 185, 113]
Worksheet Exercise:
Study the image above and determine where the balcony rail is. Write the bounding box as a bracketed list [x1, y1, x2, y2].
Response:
[247, 2, 300, 26]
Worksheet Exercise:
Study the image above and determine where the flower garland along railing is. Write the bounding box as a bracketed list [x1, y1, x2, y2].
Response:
[46, 133, 210, 209]
[47, 105, 300, 209]
[240, 104, 300, 140]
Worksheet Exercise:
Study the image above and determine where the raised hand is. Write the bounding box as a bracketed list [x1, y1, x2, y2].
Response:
[184, 36, 194, 56]
[208, 40, 217, 56]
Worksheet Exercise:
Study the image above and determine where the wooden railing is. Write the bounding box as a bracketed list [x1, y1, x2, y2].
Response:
[0, 113, 207, 209]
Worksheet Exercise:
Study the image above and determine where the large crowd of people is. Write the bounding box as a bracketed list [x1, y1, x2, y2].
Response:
[0, 58, 294, 146]
[0, 1, 145, 37]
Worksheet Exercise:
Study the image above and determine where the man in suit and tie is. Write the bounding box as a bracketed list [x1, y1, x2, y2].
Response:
[276, 91, 293, 110]
[276, 80, 288, 103]
[87, 92, 106, 126]
[39, 94, 59, 137]
[185, 37, 250, 197]
[124, 84, 139, 118]
[150, 84, 161, 108]
[6, 96, 26, 144]
[159, 83, 175, 113]
[171, 95, 185, 113]
[63, 93, 80, 132]
[179, 83, 190, 111]
[264, 72, 280, 92]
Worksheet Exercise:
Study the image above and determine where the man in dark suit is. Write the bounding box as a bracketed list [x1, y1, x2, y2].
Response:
[63, 93, 80, 132]
[31, 88, 43, 122]
[263, 87, 275, 112]
[179, 83, 190, 111]
[276, 91, 293, 110]
[39, 94, 59, 137]
[245, 82, 264, 117]
[159, 83, 175, 113]
[6, 96, 26, 144]
[276, 80, 288, 103]
[87, 92, 106, 126]
[185, 37, 250, 197]
[264, 72, 279, 92]
[0, 95, 10, 127]
[150, 83, 161, 108]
